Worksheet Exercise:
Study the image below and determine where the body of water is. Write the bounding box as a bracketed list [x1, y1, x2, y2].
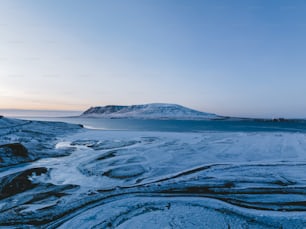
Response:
[0, 109, 82, 118]
[2, 109, 306, 132]
[5, 116, 306, 133]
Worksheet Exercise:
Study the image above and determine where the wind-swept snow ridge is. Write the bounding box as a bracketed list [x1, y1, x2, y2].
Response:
[81, 103, 219, 120]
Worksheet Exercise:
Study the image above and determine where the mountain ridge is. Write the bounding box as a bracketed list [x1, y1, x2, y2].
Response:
[81, 103, 220, 120]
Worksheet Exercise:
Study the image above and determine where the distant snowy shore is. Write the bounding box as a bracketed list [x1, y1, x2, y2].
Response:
[80, 103, 221, 120]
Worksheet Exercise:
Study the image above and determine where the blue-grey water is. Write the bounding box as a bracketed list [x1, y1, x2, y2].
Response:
[0, 109, 81, 118]
[7, 116, 306, 132]
[2, 109, 306, 132]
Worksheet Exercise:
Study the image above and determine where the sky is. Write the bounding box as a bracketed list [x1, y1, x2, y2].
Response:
[1, 0, 306, 118]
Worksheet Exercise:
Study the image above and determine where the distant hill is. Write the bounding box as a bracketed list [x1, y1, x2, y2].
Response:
[80, 103, 220, 120]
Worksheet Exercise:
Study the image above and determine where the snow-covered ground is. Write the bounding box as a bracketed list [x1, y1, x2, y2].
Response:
[0, 117, 306, 228]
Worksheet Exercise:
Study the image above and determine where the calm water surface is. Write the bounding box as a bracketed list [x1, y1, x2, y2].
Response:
[2, 109, 306, 132]
[8, 116, 306, 133]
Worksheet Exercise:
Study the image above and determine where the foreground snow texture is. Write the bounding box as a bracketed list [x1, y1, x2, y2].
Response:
[0, 118, 306, 228]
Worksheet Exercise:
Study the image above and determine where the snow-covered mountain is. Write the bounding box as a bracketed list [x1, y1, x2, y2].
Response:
[81, 103, 219, 120]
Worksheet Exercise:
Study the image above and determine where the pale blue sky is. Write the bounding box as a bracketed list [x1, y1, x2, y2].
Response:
[1, 0, 306, 118]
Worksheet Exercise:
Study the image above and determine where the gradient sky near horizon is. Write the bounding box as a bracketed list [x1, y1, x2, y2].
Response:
[1, 0, 306, 118]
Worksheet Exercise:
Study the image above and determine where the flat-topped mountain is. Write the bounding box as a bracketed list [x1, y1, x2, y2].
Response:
[81, 103, 219, 120]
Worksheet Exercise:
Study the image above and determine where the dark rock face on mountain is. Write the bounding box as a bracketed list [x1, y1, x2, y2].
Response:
[81, 103, 218, 120]
[83, 105, 127, 115]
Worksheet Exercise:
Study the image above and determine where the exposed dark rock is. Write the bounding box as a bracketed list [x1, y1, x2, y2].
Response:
[0, 143, 33, 167]
[271, 118, 288, 122]
[83, 105, 127, 115]
[71, 139, 98, 147]
[0, 143, 29, 157]
[0, 167, 48, 199]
